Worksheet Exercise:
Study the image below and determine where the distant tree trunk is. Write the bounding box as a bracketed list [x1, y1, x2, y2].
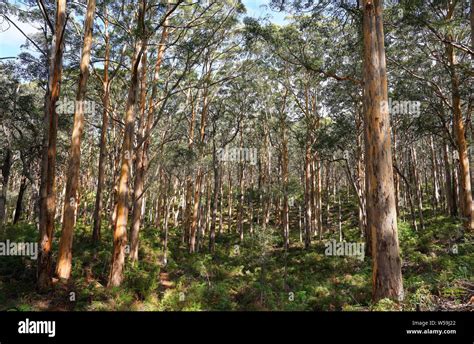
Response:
[304, 136, 312, 249]
[237, 132, 245, 243]
[392, 125, 400, 216]
[190, 84, 209, 252]
[227, 166, 233, 232]
[209, 139, 220, 253]
[190, 170, 202, 253]
[310, 158, 317, 237]
[56, 0, 96, 280]
[37, 0, 67, 292]
[394, 162, 418, 231]
[219, 172, 224, 234]
[338, 192, 342, 242]
[281, 109, 289, 250]
[13, 176, 28, 225]
[162, 179, 171, 266]
[362, 0, 403, 302]
[0, 148, 12, 227]
[249, 168, 254, 236]
[410, 147, 425, 230]
[184, 91, 197, 245]
[430, 136, 440, 213]
[324, 161, 331, 226]
[92, 8, 110, 242]
[444, 142, 457, 216]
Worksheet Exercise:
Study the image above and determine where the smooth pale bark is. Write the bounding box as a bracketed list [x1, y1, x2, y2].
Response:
[37, 0, 66, 292]
[56, 0, 96, 280]
[362, 0, 403, 302]
[447, 42, 474, 231]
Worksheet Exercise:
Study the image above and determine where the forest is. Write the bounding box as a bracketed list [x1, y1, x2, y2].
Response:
[0, 0, 472, 312]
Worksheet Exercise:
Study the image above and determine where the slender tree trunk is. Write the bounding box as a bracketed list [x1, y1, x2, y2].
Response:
[37, 0, 66, 291]
[209, 141, 220, 253]
[92, 9, 110, 242]
[444, 142, 456, 216]
[130, 19, 169, 261]
[410, 147, 425, 230]
[0, 148, 12, 227]
[108, 2, 146, 286]
[13, 176, 27, 225]
[237, 132, 245, 243]
[281, 113, 289, 250]
[56, 0, 96, 280]
[129, 44, 148, 263]
[304, 137, 312, 249]
[430, 136, 440, 212]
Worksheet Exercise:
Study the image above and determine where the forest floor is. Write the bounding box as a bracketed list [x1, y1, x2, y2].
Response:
[0, 205, 473, 311]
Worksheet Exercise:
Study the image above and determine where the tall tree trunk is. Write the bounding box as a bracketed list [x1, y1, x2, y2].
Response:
[446, 36, 474, 231]
[129, 44, 148, 263]
[281, 112, 289, 250]
[56, 0, 96, 280]
[37, 0, 67, 292]
[92, 8, 110, 242]
[362, 0, 403, 301]
[304, 136, 312, 249]
[209, 139, 220, 253]
[130, 19, 169, 261]
[108, 0, 146, 285]
[237, 132, 245, 243]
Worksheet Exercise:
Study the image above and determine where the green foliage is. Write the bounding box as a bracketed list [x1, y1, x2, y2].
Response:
[1, 210, 472, 311]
